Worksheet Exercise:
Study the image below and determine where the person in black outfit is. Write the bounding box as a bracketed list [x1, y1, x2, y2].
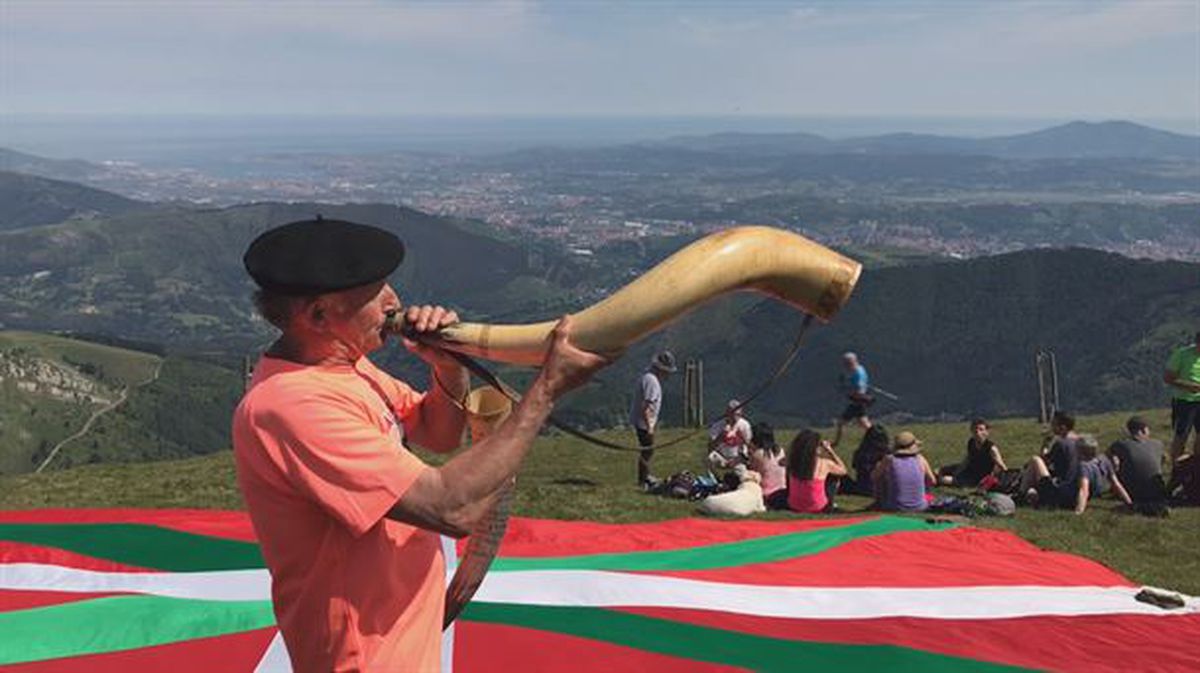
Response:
[938, 418, 1008, 487]
[1019, 411, 1081, 509]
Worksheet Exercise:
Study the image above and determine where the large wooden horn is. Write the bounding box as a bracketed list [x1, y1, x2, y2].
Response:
[432, 226, 861, 364]
[433, 226, 861, 629]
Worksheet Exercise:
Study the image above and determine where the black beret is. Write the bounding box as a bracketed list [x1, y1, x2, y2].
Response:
[243, 218, 405, 295]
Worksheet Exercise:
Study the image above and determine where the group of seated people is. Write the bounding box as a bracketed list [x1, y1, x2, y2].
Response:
[703, 408, 1193, 517]
[1015, 412, 1175, 515]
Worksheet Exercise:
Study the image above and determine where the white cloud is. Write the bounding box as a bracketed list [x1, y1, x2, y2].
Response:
[3, 0, 541, 45]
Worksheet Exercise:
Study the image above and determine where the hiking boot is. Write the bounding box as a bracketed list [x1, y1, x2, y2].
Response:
[640, 476, 662, 493]
[1023, 488, 1039, 508]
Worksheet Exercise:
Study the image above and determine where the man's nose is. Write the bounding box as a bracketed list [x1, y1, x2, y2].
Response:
[381, 284, 400, 306]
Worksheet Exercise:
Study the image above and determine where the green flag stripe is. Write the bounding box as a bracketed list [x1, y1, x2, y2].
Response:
[0, 523, 264, 572]
[490, 516, 951, 572]
[0, 595, 275, 666]
[0, 517, 940, 574]
[462, 602, 1032, 673]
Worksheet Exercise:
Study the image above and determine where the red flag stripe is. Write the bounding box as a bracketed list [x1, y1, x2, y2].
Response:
[649, 527, 1134, 588]
[466, 515, 871, 557]
[0, 542, 156, 573]
[0, 509, 258, 542]
[617, 606, 1200, 673]
[0, 589, 128, 612]
[454, 619, 748, 673]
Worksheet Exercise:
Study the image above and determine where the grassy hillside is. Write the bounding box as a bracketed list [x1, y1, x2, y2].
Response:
[1, 406, 1195, 595]
[0, 170, 144, 231]
[0, 331, 242, 474]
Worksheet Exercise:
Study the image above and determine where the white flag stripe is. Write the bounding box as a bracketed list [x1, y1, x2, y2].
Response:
[0, 563, 271, 601]
[253, 632, 291, 673]
[441, 535, 458, 673]
[472, 570, 1199, 620]
[3, 564, 1196, 621]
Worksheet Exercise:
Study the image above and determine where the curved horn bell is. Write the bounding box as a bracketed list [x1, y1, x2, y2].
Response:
[432, 226, 862, 365]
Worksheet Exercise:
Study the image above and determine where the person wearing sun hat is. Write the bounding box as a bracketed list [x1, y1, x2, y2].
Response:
[233, 217, 609, 673]
[708, 398, 754, 470]
[872, 430, 936, 512]
[630, 350, 677, 488]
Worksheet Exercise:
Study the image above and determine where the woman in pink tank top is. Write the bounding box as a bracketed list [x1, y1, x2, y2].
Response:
[786, 430, 848, 514]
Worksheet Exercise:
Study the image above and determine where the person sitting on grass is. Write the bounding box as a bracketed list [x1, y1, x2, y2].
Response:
[872, 431, 936, 513]
[707, 399, 753, 470]
[1019, 411, 1081, 509]
[779, 429, 847, 513]
[1107, 415, 1168, 514]
[1075, 434, 1133, 515]
[938, 418, 1007, 487]
[748, 422, 787, 505]
[845, 424, 891, 495]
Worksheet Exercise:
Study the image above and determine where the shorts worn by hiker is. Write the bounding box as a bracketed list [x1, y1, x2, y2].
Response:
[841, 394, 874, 421]
[1171, 399, 1200, 438]
[1034, 476, 1075, 510]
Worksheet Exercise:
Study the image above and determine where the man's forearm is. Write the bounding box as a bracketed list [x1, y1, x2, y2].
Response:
[436, 376, 555, 513]
[409, 363, 470, 452]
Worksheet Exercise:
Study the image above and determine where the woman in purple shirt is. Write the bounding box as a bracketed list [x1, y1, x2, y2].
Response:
[873, 431, 936, 512]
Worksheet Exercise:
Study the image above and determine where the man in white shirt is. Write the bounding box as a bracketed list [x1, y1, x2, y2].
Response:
[631, 351, 676, 487]
[708, 399, 753, 470]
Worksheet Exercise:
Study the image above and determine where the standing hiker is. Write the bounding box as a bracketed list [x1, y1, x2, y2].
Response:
[833, 351, 874, 446]
[1164, 331, 1200, 466]
[631, 350, 676, 488]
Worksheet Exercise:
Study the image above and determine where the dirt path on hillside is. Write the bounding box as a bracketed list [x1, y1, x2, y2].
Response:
[35, 358, 165, 474]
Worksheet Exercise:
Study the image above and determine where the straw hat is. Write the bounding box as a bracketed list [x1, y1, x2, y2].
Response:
[892, 431, 922, 456]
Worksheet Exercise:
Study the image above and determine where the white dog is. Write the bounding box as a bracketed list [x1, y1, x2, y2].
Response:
[699, 465, 766, 517]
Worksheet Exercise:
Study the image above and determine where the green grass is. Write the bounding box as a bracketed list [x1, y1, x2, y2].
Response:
[0, 331, 160, 387]
[1, 407, 1196, 595]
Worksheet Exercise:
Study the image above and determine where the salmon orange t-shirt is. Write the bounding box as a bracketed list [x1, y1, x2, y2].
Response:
[233, 354, 443, 672]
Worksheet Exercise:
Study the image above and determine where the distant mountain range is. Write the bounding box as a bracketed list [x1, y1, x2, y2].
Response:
[0, 155, 1197, 438]
[0, 192, 576, 361]
[0, 170, 146, 230]
[484, 119, 1199, 202]
[0, 148, 103, 182]
[651, 121, 1200, 160]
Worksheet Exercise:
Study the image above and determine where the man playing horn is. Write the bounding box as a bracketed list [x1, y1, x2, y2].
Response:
[232, 218, 607, 673]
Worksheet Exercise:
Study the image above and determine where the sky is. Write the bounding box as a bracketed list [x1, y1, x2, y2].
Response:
[2, 0, 1198, 128]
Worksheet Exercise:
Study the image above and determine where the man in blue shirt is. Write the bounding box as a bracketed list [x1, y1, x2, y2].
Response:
[834, 351, 874, 446]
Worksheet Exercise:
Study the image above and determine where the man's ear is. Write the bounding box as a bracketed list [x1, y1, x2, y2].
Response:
[301, 297, 330, 330]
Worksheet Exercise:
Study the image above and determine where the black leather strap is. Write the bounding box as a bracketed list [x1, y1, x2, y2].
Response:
[413, 313, 816, 452]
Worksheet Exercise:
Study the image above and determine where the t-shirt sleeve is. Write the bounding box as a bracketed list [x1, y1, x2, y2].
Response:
[1167, 348, 1183, 373]
[256, 391, 427, 537]
[642, 375, 661, 405]
[850, 368, 868, 392]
